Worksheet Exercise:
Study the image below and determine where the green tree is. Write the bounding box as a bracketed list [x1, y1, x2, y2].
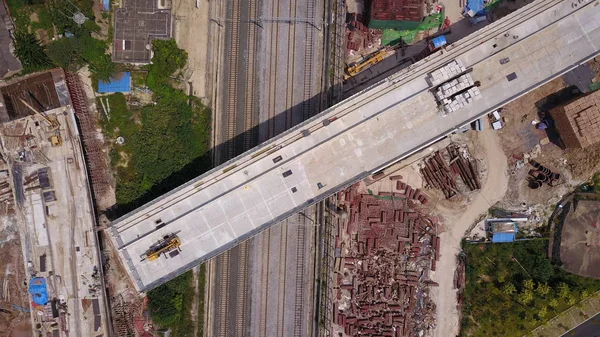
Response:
[549, 298, 559, 308]
[518, 290, 534, 305]
[530, 255, 554, 282]
[558, 282, 570, 299]
[536, 282, 551, 297]
[581, 290, 589, 300]
[13, 32, 52, 71]
[89, 54, 115, 82]
[147, 38, 188, 89]
[523, 279, 534, 290]
[46, 38, 82, 71]
[503, 283, 516, 295]
[567, 296, 576, 306]
[538, 306, 547, 318]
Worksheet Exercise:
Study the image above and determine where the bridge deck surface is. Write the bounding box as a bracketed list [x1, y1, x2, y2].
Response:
[108, 0, 600, 291]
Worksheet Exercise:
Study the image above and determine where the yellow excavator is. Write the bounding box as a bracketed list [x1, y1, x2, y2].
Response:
[344, 50, 386, 80]
[141, 232, 182, 262]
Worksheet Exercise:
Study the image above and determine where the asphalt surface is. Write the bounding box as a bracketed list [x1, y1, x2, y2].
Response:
[562, 312, 600, 337]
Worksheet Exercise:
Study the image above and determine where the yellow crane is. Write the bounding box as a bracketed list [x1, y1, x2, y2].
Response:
[18, 97, 61, 131]
[344, 50, 387, 80]
[140, 232, 182, 262]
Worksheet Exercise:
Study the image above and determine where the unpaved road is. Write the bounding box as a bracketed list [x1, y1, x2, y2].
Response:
[432, 128, 509, 337]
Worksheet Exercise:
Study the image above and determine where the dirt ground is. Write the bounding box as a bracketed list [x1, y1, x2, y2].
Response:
[0, 219, 32, 337]
[495, 57, 600, 212]
[172, 0, 210, 101]
[559, 198, 600, 279]
[428, 59, 600, 336]
[431, 128, 509, 337]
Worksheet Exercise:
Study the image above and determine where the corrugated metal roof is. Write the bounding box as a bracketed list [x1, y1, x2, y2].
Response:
[492, 232, 515, 243]
[97, 72, 131, 93]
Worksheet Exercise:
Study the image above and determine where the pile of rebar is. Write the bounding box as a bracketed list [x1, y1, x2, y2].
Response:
[420, 151, 458, 199]
[447, 144, 480, 191]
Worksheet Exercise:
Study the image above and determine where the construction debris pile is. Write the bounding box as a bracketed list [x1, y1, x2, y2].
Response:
[346, 13, 382, 53]
[527, 160, 561, 189]
[333, 179, 439, 337]
[420, 144, 481, 199]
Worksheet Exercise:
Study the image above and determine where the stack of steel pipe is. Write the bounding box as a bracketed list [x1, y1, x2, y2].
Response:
[447, 144, 481, 191]
[528, 160, 561, 187]
[420, 151, 458, 199]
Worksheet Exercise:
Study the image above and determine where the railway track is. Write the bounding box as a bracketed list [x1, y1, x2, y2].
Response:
[266, 0, 281, 138]
[302, 0, 316, 120]
[276, 224, 289, 336]
[258, 228, 271, 337]
[285, 0, 298, 129]
[293, 224, 307, 337]
[212, 0, 260, 335]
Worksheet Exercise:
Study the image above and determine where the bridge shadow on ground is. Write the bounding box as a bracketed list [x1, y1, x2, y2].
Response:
[103, 91, 326, 221]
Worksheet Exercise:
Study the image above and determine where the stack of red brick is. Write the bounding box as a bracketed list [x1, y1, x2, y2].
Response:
[332, 181, 440, 336]
[346, 13, 379, 51]
[370, 0, 425, 22]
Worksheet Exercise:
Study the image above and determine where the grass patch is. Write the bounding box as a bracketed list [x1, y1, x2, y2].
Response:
[197, 264, 206, 337]
[460, 240, 600, 337]
[130, 71, 148, 88]
[101, 39, 211, 336]
[146, 265, 206, 336]
[147, 271, 195, 336]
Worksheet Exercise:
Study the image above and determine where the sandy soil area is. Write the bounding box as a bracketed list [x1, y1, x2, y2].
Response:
[172, 0, 210, 101]
[431, 127, 509, 337]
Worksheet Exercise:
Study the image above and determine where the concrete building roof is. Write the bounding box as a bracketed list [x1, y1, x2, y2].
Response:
[550, 90, 600, 149]
[0, 0, 22, 78]
[113, 0, 171, 63]
[108, 0, 600, 292]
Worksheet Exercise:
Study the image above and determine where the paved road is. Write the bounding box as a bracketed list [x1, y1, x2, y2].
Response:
[562, 313, 600, 337]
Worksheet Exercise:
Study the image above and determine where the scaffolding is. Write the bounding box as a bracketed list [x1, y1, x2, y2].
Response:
[64, 72, 112, 206]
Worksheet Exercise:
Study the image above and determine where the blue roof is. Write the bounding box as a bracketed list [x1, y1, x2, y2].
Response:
[432, 36, 447, 49]
[28, 277, 48, 306]
[464, 0, 485, 15]
[98, 72, 131, 93]
[103, 0, 109, 11]
[492, 232, 515, 243]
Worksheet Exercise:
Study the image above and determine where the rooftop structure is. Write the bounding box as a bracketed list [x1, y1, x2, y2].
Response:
[113, 0, 171, 63]
[98, 72, 131, 93]
[108, 0, 600, 292]
[368, 0, 426, 30]
[488, 221, 518, 243]
[0, 0, 22, 78]
[550, 90, 600, 149]
[0, 71, 66, 123]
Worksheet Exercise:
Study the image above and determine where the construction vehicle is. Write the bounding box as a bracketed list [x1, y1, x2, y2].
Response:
[344, 50, 387, 80]
[50, 133, 62, 146]
[140, 232, 182, 262]
[18, 98, 61, 131]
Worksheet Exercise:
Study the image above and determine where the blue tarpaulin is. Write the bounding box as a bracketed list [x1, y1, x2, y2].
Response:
[464, 0, 485, 16]
[28, 277, 48, 306]
[98, 72, 131, 93]
[103, 0, 109, 11]
[431, 36, 447, 49]
[492, 232, 516, 243]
